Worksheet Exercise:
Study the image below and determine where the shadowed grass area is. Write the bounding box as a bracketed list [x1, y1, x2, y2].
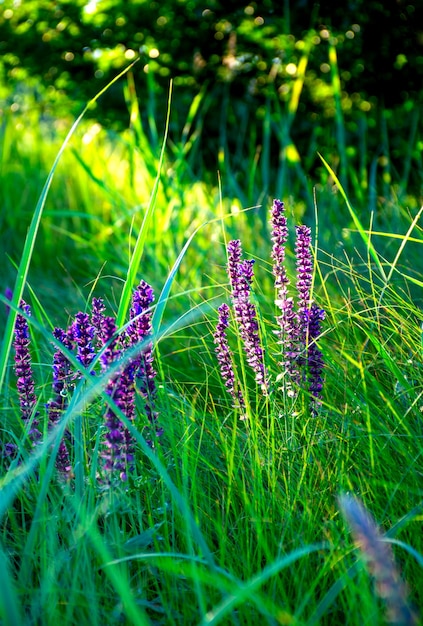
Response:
[0, 70, 422, 626]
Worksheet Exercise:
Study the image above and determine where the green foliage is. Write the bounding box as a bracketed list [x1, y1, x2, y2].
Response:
[0, 45, 423, 626]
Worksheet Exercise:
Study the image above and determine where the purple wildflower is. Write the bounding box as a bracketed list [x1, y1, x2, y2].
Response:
[13, 301, 41, 444]
[307, 304, 325, 409]
[295, 225, 313, 328]
[214, 303, 245, 411]
[295, 227, 325, 409]
[46, 327, 74, 477]
[270, 199, 300, 392]
[226, 240, 243, 297]
[3, 442, 18, 458]
[71, 312, 95, 373]
[91, 297, 107, 350]
[97, 314, 132, 481]
[270, 199, 289, 292]
[96, 314, 120, 371]
[227, 241, 268, 392]
[129, 281, 161, 446]
[339, 495, 419, 626]
[287, 224, 314, 385]
[269, 200, 325, 408]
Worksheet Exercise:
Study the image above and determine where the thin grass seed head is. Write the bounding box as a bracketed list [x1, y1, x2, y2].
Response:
[339, 494, 419, 626]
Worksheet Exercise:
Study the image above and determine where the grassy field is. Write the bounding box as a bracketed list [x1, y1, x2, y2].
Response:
[0, 68, 422, 626]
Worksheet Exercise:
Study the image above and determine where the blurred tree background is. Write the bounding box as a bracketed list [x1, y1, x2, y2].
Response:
[1, 0, 422, 200]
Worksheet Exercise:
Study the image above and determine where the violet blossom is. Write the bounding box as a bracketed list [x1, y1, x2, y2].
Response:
[71, 311, 95, 373]
[214, 303, 245, 411]
[227, 240, 268, 391]
[13, 301, 41, 443]
[129, 280, 162, 445]
[97, 313, 133, 482]
[270, 199, 301, 393]
[46, 326, 74, 477]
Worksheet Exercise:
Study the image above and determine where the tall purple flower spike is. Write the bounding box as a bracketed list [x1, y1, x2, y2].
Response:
[71, 311, 95, 373]
[129, 280, 162, 446]
[295, 224, 313, 336]
[295, 225, 325, 406]
[214, 303, 245, 411]
[13, 301, 41, 444]
[96, 312, 133, 482]
[227, 240, 268, 392]
[307, 303, 325, 411]
[271, 200, 325, 407]
[47, 327, 74, 478]
[270, 200, 301, 393]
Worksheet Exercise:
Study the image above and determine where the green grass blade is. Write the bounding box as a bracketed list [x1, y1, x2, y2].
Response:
[152, 220, 208, 335]
[328, 42, 347, 188]
[116, 81, 173, 328]
[318, 152, 387, 281]
[0, 545, 22, 626]
[199, 543, 327, 625]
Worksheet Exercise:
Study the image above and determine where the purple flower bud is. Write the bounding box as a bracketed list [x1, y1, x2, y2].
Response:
[91, 297, 108, 350]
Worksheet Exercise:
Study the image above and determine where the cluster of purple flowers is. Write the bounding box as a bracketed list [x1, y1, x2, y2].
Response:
[7, 281, 160, 484]
[214, 199, 325, 413]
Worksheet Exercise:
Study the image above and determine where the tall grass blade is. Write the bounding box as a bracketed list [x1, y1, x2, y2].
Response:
[152, 220, 209, 335]
[328, 42, 347, 189]
[116, 81, 173, 327]
[199, 543, 326, 625]
[318, 153, 387, 280]
[0, 546, 22, 626]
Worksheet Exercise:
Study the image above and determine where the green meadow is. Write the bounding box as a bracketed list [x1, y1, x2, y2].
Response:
[0, 55, 422, 625]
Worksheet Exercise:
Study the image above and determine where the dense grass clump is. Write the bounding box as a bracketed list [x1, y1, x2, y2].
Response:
[0, 72, 422, 625]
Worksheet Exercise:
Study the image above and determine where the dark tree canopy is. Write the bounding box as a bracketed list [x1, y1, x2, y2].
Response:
[1, 0, 422, 198]
[1, 0, 422, 108]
